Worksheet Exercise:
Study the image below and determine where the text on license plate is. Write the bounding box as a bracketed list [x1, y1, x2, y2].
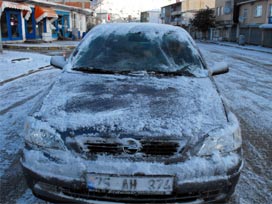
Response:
[86, 174, 174, 194]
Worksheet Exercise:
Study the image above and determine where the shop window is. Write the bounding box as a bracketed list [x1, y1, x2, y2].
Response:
[26, 18, 33, 34]
[36, 19, 46, 37]
[72, 13, 76, 28]
[10, 13, 20, 38]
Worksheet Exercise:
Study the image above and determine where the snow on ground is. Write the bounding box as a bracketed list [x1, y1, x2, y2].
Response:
[0, 51, 51, 83]
[198, 43, 272, 132]
[0, 50, 61, 203]
[206, 41, 272, 54]
[0, 69, 61, 177]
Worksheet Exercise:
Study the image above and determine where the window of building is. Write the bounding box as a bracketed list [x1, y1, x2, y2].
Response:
[221, 7, 224, 16]
[243, 8, 248, 19]
[217, 7, 220, 16]
[269, 4, 272, 16]
[255, 5, 262, 17]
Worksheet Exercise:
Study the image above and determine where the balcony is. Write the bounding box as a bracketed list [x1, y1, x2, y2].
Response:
[171, 10, 182, 16]
[268, 17, 272, 24]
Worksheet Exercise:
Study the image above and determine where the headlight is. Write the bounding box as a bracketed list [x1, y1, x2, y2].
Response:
[24, 118, 66, 150]
[197, 112, 242, 156]
[197, 128, 241, 156]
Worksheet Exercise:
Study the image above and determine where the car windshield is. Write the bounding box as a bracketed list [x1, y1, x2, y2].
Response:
[70, 24, 206, 76]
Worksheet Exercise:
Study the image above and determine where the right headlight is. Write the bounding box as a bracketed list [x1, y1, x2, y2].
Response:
[24, 117, 66, 151]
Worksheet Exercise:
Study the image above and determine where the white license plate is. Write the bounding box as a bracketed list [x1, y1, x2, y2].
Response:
[86, 174, 174, 195]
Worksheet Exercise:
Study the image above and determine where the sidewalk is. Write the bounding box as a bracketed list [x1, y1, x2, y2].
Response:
[205, 40, 272, 54]
[3, 41, 79, 51]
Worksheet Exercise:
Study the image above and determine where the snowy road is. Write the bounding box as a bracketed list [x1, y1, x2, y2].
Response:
[198, 43, 272, 204]
[0, 43, 271, 204]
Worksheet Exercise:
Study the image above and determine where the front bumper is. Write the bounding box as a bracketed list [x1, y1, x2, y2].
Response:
[21, 149, 243, 204]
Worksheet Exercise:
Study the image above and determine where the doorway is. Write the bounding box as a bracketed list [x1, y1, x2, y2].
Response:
[1, 9, 22, 41]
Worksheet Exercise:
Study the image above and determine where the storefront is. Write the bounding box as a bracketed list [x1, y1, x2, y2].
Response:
[52, 10, 71, 39]
[1, 1, 89, 42]
[34, 6, 58, 41]
[0, 1, 31, 41]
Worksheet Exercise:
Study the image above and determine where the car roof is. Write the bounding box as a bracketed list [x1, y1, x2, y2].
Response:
[84, 23, 194, 44]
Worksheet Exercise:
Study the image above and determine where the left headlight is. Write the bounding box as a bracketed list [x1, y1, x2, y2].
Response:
[24, 118, 66, 150]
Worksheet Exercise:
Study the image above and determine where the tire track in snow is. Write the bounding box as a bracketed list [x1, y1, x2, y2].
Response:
[0, 65, 54, 86]
[0, 92, 41, 115]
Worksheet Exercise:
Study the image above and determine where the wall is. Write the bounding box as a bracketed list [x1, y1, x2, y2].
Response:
[149, 11, 161, 23]
[183, 0, 215, 12]
[239, 0, 268, 26]
[215, 0, 234, 22]
[49, 0, 91, 9]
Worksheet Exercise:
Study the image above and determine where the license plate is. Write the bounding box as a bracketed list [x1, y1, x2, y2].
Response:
[86, 174, 174, 195]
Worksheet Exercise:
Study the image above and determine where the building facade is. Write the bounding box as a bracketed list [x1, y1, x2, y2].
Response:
[213, 0, 272, 47]
[0, 0, 91, 42]
[181, 0, 215, 26]
[238, 0, 272, 47]
[140, 10, 161, 23]
[213, 0, 237, 41]
[161, 1, 182, 26]
[161, 0, 215, 27]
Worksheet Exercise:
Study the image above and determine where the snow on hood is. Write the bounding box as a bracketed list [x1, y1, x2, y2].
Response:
[32, 71, 227, 143]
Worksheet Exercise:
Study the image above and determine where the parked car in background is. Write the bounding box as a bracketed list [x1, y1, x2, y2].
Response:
[21, 23, 242, 203]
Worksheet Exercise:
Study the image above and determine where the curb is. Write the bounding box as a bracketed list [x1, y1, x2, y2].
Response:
[207, 41, 272, 54]
[3, 44, 76, 51]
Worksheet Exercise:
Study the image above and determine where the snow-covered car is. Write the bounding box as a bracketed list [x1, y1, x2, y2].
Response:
[21, 23, 242, 203]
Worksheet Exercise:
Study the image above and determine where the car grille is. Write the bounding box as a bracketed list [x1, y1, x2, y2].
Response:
[60, 186, 222, 203]
[83, 140, 180, 157]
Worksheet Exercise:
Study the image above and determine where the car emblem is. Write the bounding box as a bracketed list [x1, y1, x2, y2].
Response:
[122, 138, 140, 154]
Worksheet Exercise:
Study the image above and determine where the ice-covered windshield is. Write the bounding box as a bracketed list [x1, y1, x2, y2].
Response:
[70, 23, 206, 76]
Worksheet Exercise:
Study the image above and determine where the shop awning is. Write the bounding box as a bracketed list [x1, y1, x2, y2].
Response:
[0, 1, 32, 20]
[35, 6, 58, 23]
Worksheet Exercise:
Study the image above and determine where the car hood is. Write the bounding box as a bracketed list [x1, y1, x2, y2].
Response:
[33, 71, 227, 142]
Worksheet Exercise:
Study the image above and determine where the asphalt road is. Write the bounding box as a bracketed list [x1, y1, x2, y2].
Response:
[0, 43, 271, 204]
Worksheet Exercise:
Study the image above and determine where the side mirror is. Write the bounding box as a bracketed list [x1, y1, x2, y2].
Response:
[210, 62, 229, 76]
[50, 56, 67, 69]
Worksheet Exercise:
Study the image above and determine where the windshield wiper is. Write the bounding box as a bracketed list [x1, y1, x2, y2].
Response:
[73, 67, 128, 75]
